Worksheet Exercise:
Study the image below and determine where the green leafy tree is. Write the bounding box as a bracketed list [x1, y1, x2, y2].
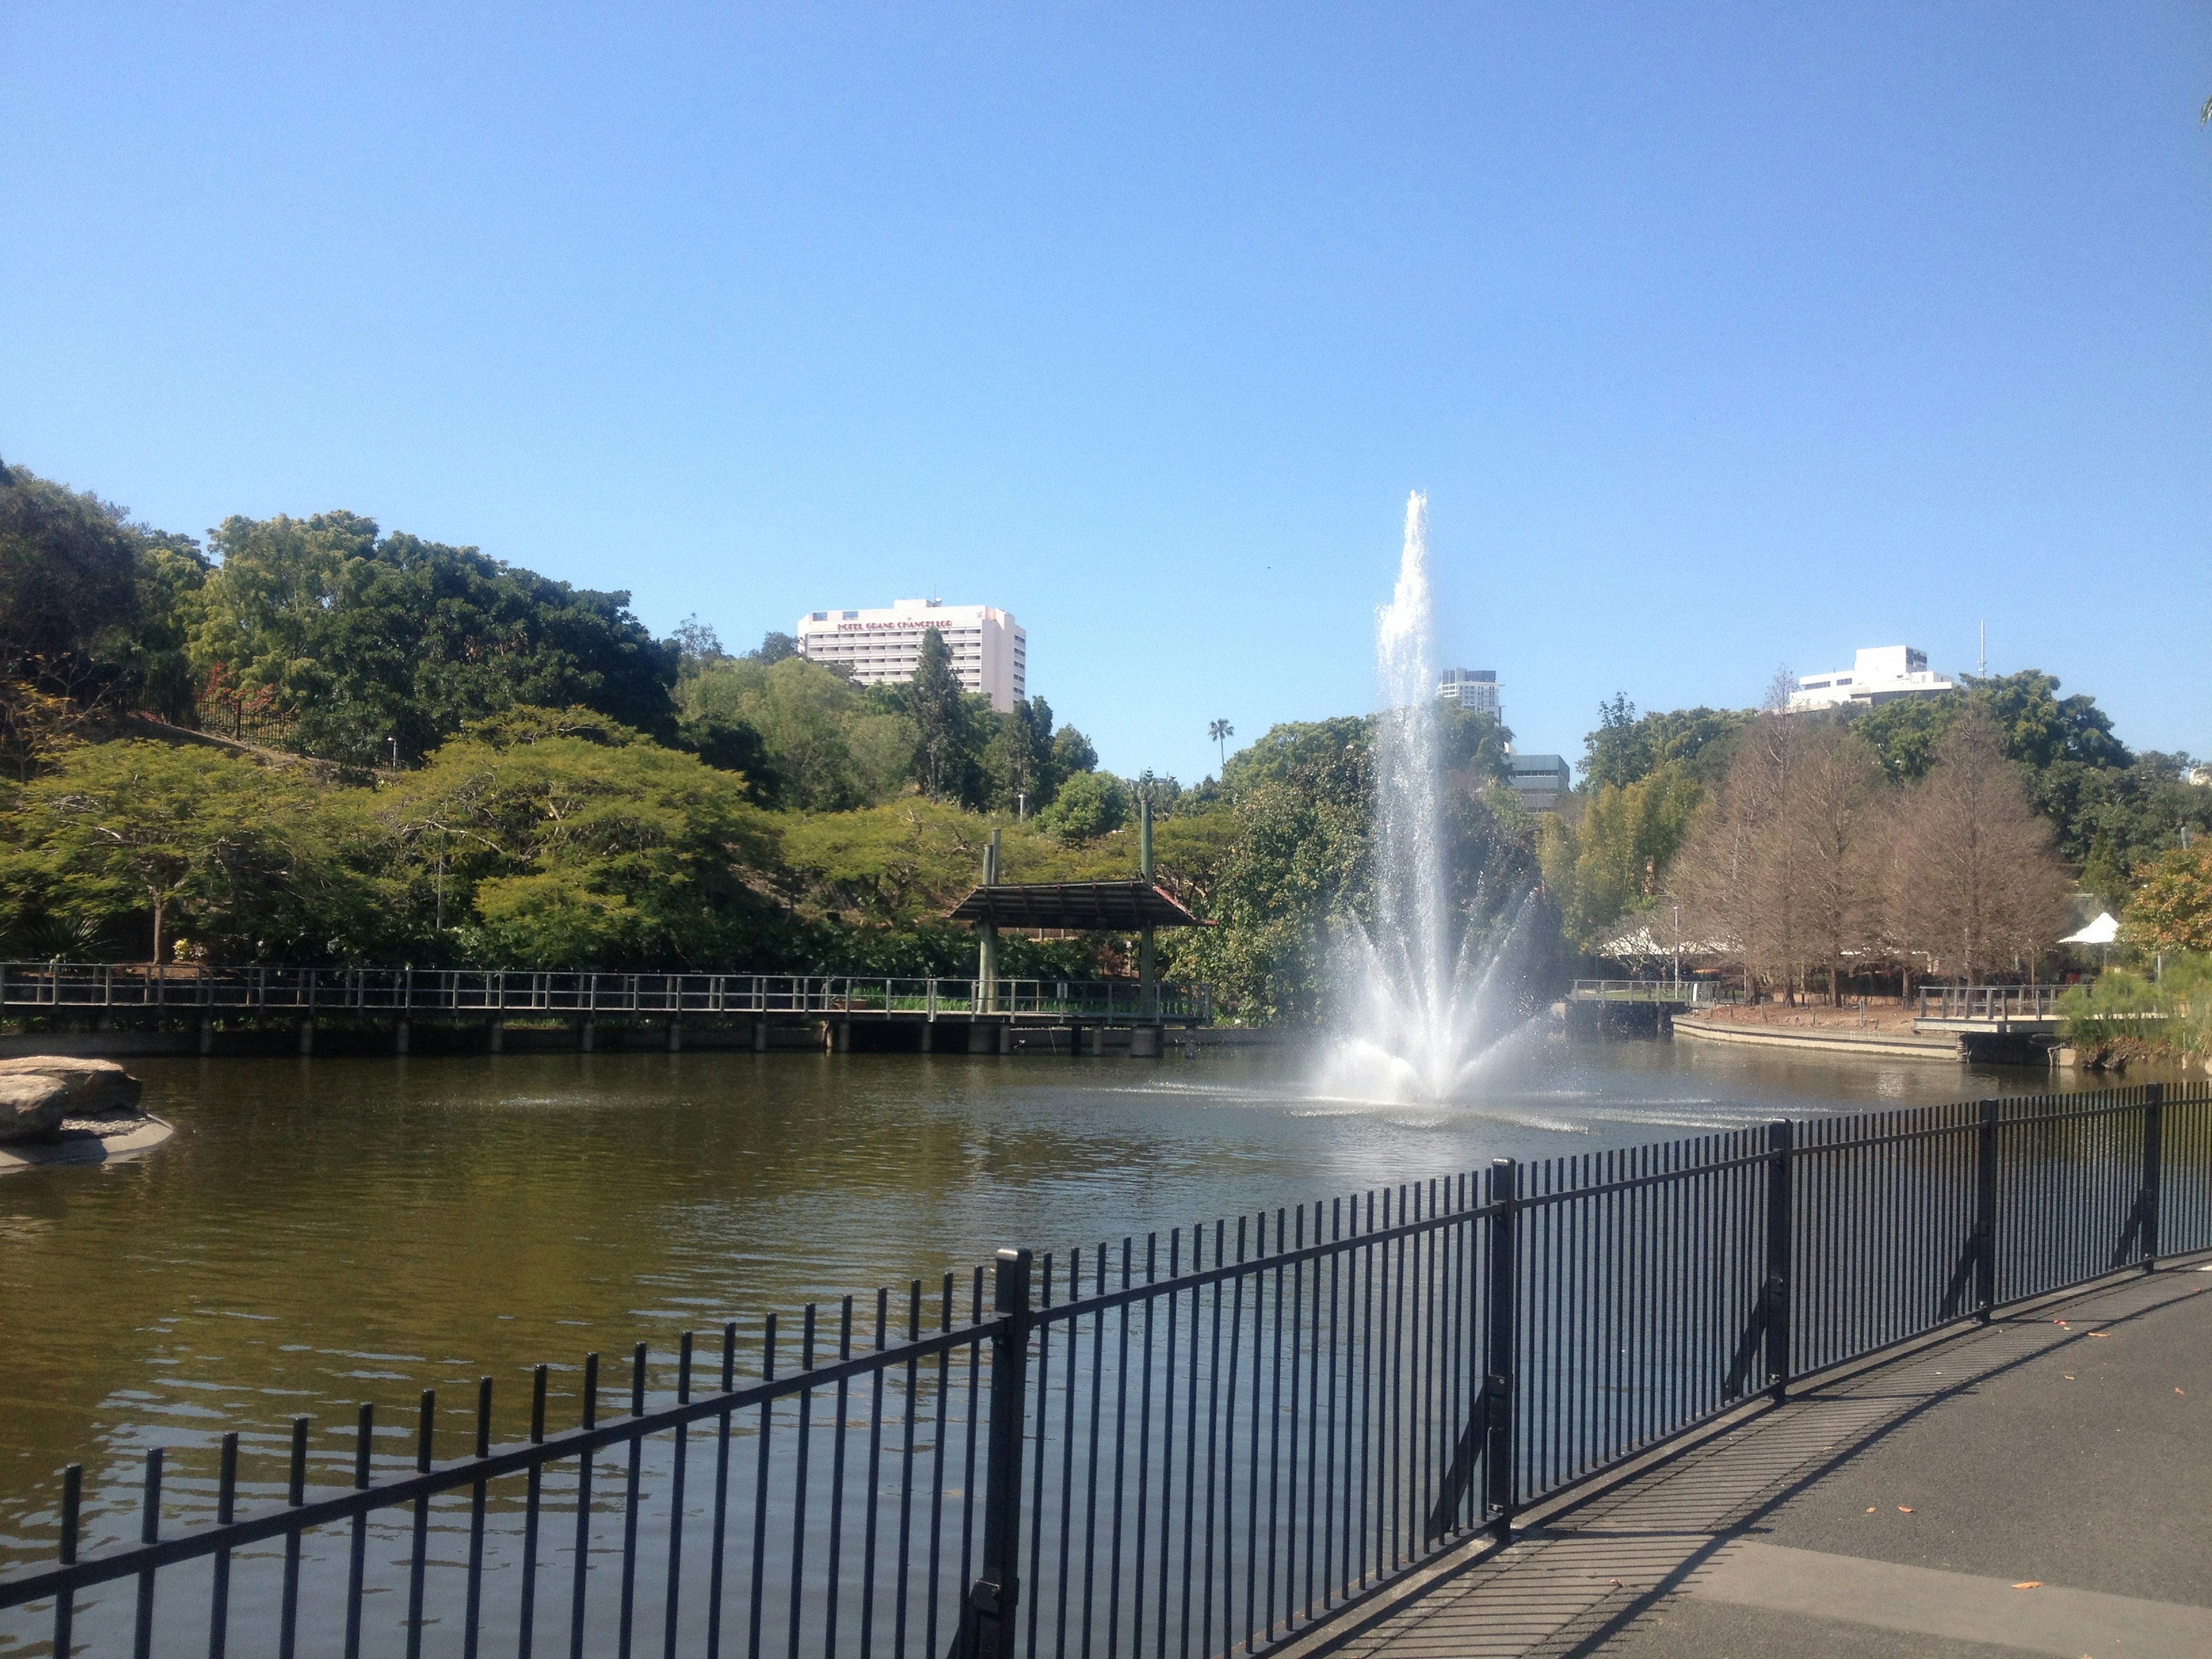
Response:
[385, 713, 779, 967]
[904, 629, 983, 801]
[983, 696, 1058, 813]
[1050, 725, 1099, 787]
[3, 740, 381, 961]
[2124, 844, 2212, 953]
[679, 654, 912, 810]
[1554, 763, 1705, 948]
[190, 511, 679, 764]
[1165, 720, 1371, 1022]
[1035, 771, 1130, 840]
[1581, 696, 1749, 792]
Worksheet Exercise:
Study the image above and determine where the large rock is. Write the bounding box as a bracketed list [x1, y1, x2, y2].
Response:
[0, 1057, 144, 1119]
[0, 1074, 72, 1142]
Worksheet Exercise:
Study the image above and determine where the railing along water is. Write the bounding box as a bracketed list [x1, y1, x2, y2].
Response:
[0, 965, 1212, 1026]
[3, 1084, 2206, 1657]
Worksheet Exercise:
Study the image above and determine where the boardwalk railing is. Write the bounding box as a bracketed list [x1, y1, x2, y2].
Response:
[1567, 978, 1733, 1006]
[3, 1084, 2206, 1657]
[1915, 984, 2065, 1022]
[0, 964, 1211, 1025]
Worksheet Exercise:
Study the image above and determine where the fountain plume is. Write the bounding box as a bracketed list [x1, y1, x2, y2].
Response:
[1325, 493, 1537, 1102]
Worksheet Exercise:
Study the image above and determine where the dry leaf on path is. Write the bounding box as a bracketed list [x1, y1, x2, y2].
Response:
[1897, 1506, 1914, 1513]
[2013, 1581, 2043, 1589]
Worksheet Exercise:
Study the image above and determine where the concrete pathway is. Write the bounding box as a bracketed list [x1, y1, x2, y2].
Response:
[1296, 1263, 2212, 1659]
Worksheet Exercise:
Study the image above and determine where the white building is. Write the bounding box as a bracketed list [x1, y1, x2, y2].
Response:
[1787, 646, 1956, 712]
[1437, 668, 1501, 719]
[796, 599, 1027, 712]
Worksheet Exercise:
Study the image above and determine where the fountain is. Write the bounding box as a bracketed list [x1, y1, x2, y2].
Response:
[1323, 492, 1541, 1103]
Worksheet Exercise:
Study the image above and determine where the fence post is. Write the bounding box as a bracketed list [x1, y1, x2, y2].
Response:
[1764, 1120, 1793, 1402]
[2141, 1083, 2164, 1272]
[956, 1247, 1032, 1659]
[1974, 1100, 2000, 1320]
[1484, 1158, 1519, 1542]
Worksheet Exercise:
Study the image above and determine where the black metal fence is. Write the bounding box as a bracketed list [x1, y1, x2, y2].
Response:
[3, 1083, 2206, 1658]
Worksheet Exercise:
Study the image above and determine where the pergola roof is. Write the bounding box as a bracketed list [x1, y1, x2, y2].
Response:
[945, 880, 1207, 930]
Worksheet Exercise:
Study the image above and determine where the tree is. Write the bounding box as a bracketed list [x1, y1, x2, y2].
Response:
[189, 510, 679, 765]
[2124, 844, 2212, 954]
[1581, 696, 1749, 791]
[679, 654, 912, 810]
[1050, 725, 1099, 785]
[1554, 763, 1704, 949]
[1885, 718, 2074, 983]
[671, 616, 726, 666]
[983, 697, 1057, 814]
[0, 461, 212, 775]
[1209, 719, 1234, 775]
[1787, 723, 1885, 1003]
[1668, 713, 1808, 998]
[904, 629, 979, 801]
[3, 740, 378, 962]
[752, 632, 799, 665]
[385, 714, 778, 967]
[1035, 771, 1129, 840]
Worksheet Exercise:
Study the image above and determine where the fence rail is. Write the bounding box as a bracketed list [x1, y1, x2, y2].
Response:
[1914, 983, 2065, 1022]
[0, 964, 1211, 1026]
[3, 1083, 2206, 1658]
[1567, 978, 1732, 1005]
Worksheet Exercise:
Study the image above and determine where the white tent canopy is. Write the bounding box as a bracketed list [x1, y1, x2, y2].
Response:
[2059, 911, 2120, 946]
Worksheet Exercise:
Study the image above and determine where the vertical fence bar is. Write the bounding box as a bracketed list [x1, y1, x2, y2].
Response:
[1974, 1101, 2000, 1321]
[53, 1463, 79, 1659]
[279, 1417, 308, 1659]
[956, 1248, 1032, 1659]
[665, 1334, 692, 1659]
[408, 1390, 434, 1659]
[1764, 1120, 1793, 1402]
[522, 1365, 549, 1659]
[210, 1433, 238, 1659]
[346, 1405, 373, 1659]
[622, 1345, 647, 1659]
[466, 1378, 493, 1659]
[2141, 1082, 2165, 1271]
[132, 1448, 161, 1659]
[573, 1353, 600, 1659]
[1484, 1160, 1518, 1541]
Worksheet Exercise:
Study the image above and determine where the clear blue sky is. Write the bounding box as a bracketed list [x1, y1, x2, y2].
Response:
[5, 4, 2207, 782]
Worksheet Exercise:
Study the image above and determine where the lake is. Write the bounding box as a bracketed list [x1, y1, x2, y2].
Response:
[0, 1032, 2086, 1580]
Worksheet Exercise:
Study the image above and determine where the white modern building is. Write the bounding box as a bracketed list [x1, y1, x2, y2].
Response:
[1787, 646, 1956, 712]
[796, 599, 1027, 712]
[1438, 668, 1501, 719]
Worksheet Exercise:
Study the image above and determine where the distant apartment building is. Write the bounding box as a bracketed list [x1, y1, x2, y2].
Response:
[1787, 646, 1956, 712]
[1437, 668, 1501, 720]
[796, 600, 1027, 713]
[1506, 752, 1571, 813]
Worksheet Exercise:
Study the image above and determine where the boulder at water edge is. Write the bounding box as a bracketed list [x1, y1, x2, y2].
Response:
[0, 1073, 73, 1141]
[0, 1058, 144, 1138]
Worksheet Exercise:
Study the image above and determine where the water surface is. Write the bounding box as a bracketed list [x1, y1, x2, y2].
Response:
[0, 1035, 2075, 1572]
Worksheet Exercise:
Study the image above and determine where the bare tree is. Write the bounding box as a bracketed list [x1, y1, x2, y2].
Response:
[1787, 722, 1885, 1003]
[1885, 716, 2073, 984]
[1668, 709, 1806, 1002]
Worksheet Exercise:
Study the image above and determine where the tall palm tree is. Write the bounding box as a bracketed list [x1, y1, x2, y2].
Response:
[1208, 718, 1234, 777]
